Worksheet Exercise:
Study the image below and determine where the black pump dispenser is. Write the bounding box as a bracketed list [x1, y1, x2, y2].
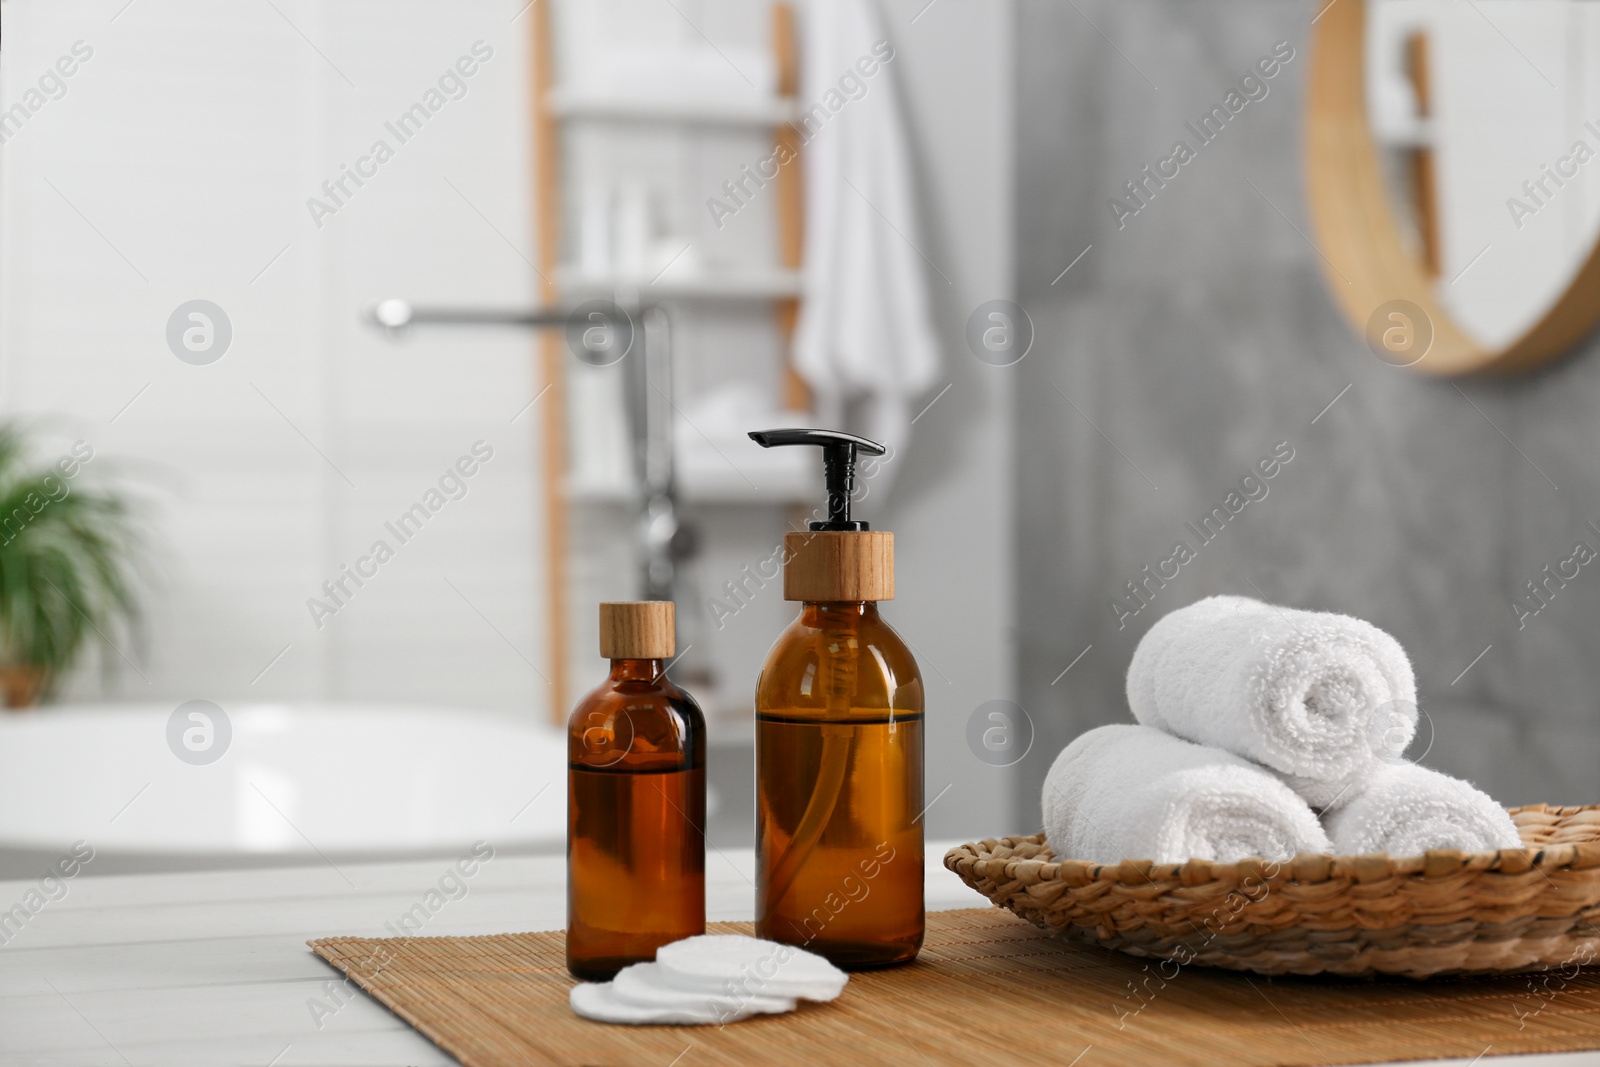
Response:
[748, 428, 887, 532]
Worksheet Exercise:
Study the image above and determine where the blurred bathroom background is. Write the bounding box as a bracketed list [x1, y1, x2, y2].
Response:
[0, 0, 1595, 876]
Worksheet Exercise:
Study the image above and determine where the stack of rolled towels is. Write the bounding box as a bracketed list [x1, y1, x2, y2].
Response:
[1044, 595, 1523, 864]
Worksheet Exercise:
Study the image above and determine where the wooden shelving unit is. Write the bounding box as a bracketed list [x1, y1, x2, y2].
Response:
[527, 2, 809, 721]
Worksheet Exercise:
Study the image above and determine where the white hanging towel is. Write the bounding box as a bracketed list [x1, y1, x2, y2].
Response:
[793, 0, 941, 476]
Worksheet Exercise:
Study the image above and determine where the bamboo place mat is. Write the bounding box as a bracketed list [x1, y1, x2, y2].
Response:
[309, 908, 1600, 1067]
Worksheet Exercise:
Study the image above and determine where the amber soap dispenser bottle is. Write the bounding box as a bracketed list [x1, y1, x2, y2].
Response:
[566, 601, 706, 980]
[747, 429, 925, 969]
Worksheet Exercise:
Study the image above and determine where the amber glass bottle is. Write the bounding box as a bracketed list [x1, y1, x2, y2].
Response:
[747, 428, 923, 968]
[567, 602, 705, 981]
[756, 598, 925, 968]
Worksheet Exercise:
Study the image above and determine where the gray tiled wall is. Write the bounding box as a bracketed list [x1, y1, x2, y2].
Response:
[1012, 0, 1600, 829]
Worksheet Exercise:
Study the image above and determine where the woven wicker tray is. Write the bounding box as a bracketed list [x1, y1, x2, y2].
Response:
[945, 803, 1600, 978]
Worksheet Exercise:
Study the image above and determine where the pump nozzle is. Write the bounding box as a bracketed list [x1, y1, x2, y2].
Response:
[748, 428, 886, 531]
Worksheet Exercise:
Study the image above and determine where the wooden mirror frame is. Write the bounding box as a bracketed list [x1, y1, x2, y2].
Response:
[1306, 0, 1600, 374]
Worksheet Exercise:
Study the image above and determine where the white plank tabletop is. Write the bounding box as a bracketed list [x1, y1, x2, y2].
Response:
[1, 845, 1595, 1067]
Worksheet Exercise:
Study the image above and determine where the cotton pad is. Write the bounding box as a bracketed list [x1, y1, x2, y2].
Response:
[570, 980, 768, 1026]
[611, 962, 795, 1016]
[654, 934, 848, 1002]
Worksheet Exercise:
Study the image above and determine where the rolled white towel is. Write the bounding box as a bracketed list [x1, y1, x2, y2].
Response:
[1324, 761, 1522, 855]
[1126, 595, 1418, 806]
[1042, 724, 1332, 864]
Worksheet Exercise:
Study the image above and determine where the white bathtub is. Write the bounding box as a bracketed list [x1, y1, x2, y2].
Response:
[0, 702, 571, 877]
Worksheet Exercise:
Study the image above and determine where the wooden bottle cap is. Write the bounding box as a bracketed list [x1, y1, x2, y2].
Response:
[782, 531, 893, 602]
[598, 601, 675, 659]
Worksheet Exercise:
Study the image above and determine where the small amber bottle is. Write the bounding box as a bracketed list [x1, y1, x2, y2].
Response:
[748, 429, 925, 970]
[566, 601, 706, 981]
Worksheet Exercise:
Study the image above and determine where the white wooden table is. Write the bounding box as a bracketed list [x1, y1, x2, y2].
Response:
[1, 847, 1595, 1067]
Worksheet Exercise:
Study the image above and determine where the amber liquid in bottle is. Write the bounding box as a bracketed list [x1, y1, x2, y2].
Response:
[755, 601, 924, 969]
[567, 658, 706, 980]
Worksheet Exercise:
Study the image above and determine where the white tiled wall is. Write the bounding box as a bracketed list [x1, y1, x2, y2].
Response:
[0, 1, 1018, 843]
[0, 0, 553, 719]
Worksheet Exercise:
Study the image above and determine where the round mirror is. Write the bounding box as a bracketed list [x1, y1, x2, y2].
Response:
[1307, 0, 1600, 373]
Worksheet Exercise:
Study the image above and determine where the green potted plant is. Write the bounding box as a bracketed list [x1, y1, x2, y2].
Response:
[0, 425, 140, 708]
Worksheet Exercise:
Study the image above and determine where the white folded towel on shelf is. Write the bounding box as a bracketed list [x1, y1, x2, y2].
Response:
[1126, 595, 1418, 807]
[1323, 760, 1522, 855]
[1041, 724, 1332, 864]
